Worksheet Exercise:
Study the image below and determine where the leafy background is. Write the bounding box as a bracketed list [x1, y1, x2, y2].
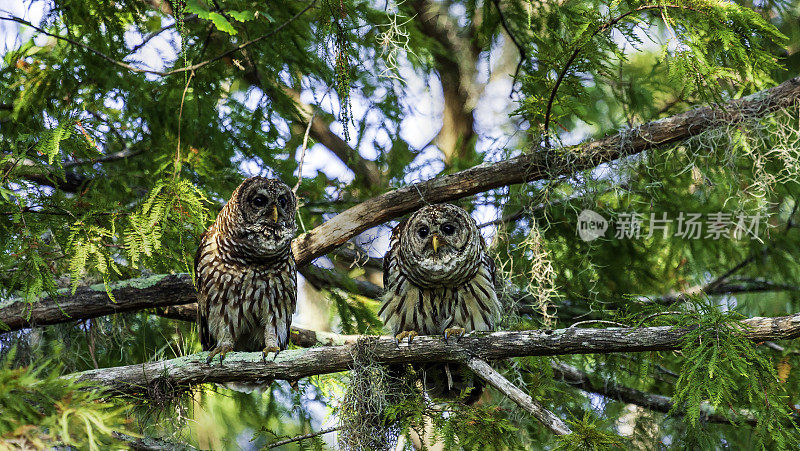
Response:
[1, 0, 800, 448]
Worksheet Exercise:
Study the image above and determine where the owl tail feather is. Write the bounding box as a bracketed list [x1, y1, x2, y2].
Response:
[421, 363, 484, 405]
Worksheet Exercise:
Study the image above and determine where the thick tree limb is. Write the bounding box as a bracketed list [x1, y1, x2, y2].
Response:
[111, 432, 197, 451]
[290, 76, 800, 266]
[644, 279, 800, 305]
[0, 270, 376, 339]
[466, 357, 572, 435]
[66, 312, 800, 396]
[550, 362, 756, 425]
[0, 274, 196, 332]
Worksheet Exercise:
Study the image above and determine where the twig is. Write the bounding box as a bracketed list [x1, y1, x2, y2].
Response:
[490, 0, 526, 94]
[633, 311, 688, 328]
[293, 109, 317, 194]
[542, 4, 696, 147]
[62, 147, 142, 169]
[267, 427, 339, 449]
[174, 70, 196, 177]
[568, 320, 629, 329]
[464, 357, 572, 435]
[129, 14, 199, 54]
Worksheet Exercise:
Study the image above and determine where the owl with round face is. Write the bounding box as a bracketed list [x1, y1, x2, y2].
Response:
[379, 203, 501, 401]
[195, 177, 297, 364]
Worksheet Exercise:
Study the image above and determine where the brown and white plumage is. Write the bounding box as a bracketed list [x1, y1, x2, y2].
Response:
[195, 177, 297, 365]
[379, 203, 501, 402]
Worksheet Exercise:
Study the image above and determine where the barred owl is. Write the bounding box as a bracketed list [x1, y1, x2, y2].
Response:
[379, 203, 501, 402]
[195, 177, 297, 364]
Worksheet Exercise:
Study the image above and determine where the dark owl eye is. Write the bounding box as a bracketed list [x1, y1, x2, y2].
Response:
[417, 225, 429, 239]
[252, 195, 268, 208]
[278, 195, 288, 209]
[441, 223, 456, 236]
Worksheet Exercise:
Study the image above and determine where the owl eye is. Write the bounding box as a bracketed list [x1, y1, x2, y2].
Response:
[278, 195, 288, 209]
[441, 223, 456, 236]
[252, 195, 268, 208]
[417, 225, 429, 239]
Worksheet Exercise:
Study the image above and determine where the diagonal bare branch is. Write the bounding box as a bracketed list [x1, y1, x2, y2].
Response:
[466, 357, 572, 435]
[291, 76, 800, 266]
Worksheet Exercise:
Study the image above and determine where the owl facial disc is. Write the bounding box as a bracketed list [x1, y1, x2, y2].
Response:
[231, 177, 297, 260]
[399, 204, 481, 286]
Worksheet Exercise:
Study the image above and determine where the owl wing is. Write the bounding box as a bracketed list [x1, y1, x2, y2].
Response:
[479, 236, 498, 289]
[382, 219, 406, 290]
[279, 255, 298, 350]
[194, 230, 215, 351]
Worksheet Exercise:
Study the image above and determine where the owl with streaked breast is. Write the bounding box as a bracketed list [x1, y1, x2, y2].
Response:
[379, 203, 501, 402]
[195, 177, 297, 364]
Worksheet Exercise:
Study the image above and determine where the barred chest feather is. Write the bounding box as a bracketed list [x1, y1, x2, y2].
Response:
[379, 260, 500, 335]
[196, 231, 297, 351]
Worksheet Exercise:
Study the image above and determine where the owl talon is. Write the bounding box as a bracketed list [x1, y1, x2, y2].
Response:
[395, 330, 418, 345]
[443, 328, 465, 344]
[262, 346, 281, 362]
[206, 345, 233, 365]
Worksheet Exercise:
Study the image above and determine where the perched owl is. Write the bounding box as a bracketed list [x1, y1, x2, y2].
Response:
[195, 177, 297, 364]
[379, 203, 501, 402]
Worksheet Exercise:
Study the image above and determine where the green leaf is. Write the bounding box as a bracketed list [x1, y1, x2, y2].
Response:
[227, 10, 254, 22]
[208, 12, 237, 35]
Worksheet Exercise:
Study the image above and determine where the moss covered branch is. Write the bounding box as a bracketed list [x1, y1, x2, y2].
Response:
[66, 312, 800, 396]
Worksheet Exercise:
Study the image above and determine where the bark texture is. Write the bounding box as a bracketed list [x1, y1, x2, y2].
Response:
[67, 312, 800, 395]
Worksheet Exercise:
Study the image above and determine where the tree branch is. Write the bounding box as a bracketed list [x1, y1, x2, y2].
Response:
[0, 2, 317, 78]
[0, 274, 196, 333]
[291, 75, 800, 266]
[266, 427, 339, 449]
[282, 86, 383, 186]
[0, 269, 377, 339]
[66, 312, 800, 396]
[111, 431, 197, 451]
[550, 362, 756, 425]
[466, 357, 572, 435]
[2, 155, 90, 192]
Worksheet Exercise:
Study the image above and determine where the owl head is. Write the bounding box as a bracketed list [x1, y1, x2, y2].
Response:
[397, 203, 482, 287]
[222, 177, 297, 260]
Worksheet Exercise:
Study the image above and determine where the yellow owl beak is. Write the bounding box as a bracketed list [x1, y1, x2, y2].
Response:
[271, 205, 279, 222]
[431, 234, 440, 253]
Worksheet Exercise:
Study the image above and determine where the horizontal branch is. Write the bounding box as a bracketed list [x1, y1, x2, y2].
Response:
[550, 362, 755, 425]
[67, 312, 800, 396]
[290, 76, 800, 266]
[1, 155, 90, 192]
[0, 270, 372, 342]
[0, 274, 195, 332]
